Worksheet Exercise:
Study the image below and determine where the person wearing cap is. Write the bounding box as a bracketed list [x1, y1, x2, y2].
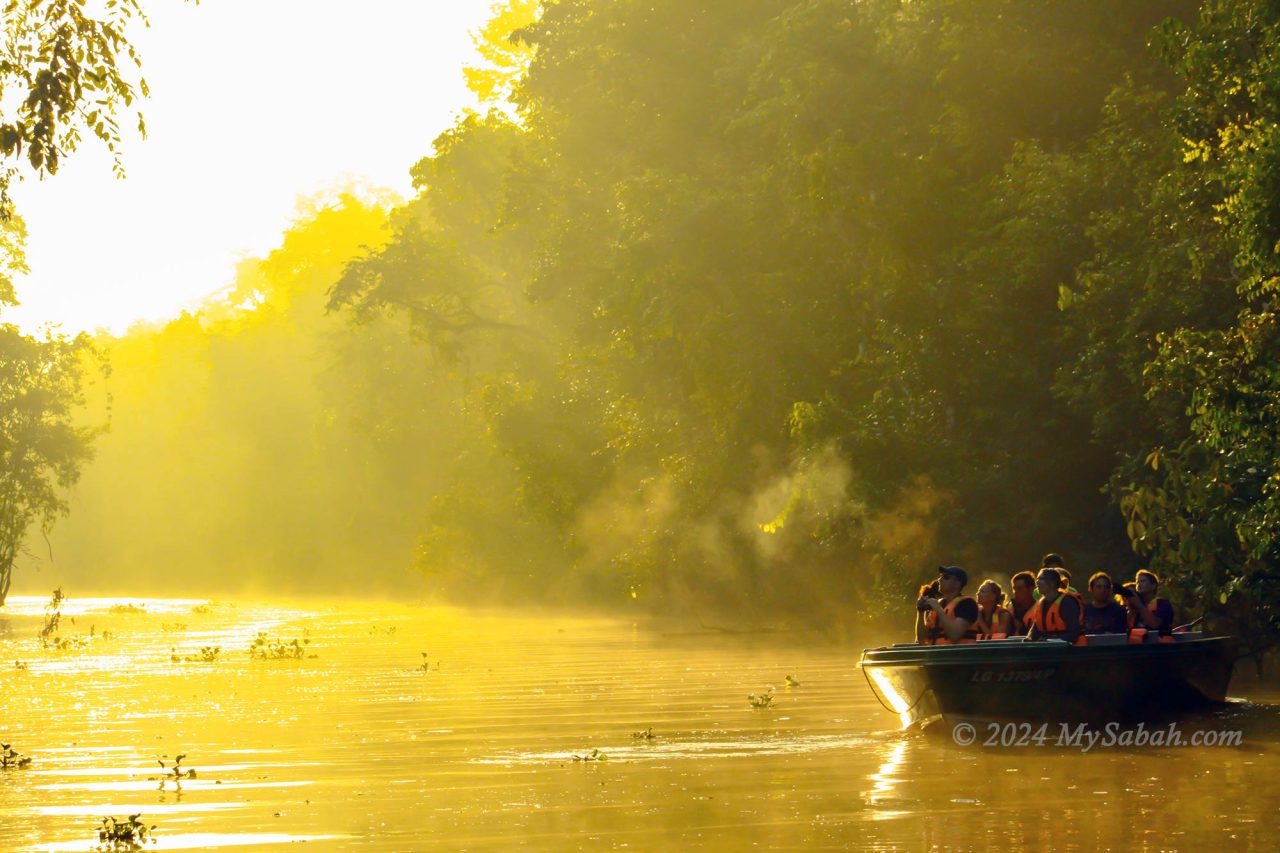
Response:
[915, 566, 979, 645]
[1025, 567, 1083, 643]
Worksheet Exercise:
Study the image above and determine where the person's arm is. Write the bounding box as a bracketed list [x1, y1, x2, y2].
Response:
[1131, 596, 1162, 630]
[1023, 600, 1041, 640]
[995, 609, 1013, 635]
[923, 600, 971, 641]
[1153, 599, 1174, 633]
[942, 600, 976, 641]
[915, 607, 928, 644]
[1058, 596, 1081, 644]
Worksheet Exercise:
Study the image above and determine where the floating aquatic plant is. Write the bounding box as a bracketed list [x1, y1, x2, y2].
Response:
[170, 646, 220, 663]
[107, 603, 146, 614]
[572, 748, 608, 762]
[748, 687, 774, 708]
[249, 632, 314, 660]
[96, 814, 155, 849]
[38, 588, 89, 651]
[1, 743, 32, 769]
[156, 753, 196, 780]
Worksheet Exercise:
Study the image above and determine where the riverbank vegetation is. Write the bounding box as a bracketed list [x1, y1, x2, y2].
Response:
[3, 1, 1280, 659]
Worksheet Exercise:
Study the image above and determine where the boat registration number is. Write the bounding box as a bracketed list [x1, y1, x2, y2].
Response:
[969, 668, 1054, 683]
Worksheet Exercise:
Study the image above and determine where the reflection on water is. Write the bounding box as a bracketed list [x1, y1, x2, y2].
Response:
[1, 595, 1278, 850]
[864, 740, 907, 810]
[38, 833, 345, 851]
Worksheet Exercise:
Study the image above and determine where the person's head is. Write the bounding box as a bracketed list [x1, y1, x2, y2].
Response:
[1036, 567, 1065, 599]
[1041, 553, 1065, 569]
[977, 580, 1005, 609]
[1136, 570, 1159, 598]
[1088, 571, 1114, 605]
[936, 565, 968, 597]
[1011, 571, 1036, 602]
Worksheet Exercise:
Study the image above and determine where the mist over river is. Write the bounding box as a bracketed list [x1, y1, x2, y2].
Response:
[2, 597, 1278, 851]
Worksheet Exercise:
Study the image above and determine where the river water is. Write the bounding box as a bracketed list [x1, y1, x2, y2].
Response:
[1, 596, 1277, 851]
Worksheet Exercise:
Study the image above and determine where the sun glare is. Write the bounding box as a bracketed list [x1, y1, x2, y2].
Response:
[4, 0, 497, 336]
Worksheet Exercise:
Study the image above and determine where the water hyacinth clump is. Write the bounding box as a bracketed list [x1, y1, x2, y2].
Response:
[249, 632, 314, 660]
[1, 743, 32, 769]
[96, 813, 155, 849]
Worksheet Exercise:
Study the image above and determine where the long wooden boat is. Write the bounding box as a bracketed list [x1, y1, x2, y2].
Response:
[859, 632, 1237, 728]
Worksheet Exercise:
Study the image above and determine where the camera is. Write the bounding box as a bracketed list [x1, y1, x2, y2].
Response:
[1116, 583, 1137, 598]
[916, 581, 941, 611]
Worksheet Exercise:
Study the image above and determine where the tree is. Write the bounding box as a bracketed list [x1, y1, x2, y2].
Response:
[463, 0, 540, 109]
[0, 0, 172, 604]
[0, 323, 94, 605]
[1, 0, 154, 221]
[1112, 0, 1280, 666]
[329, 0, 1213, 621]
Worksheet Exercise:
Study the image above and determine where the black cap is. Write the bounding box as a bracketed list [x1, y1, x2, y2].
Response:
[937, 565, 968, 587]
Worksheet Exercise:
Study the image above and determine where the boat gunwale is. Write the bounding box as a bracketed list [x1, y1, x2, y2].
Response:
[858, 635, 1237, 669]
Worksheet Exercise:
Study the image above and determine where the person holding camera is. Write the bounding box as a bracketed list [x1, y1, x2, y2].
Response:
[1083, 571, 1128, 634]
[1025, 567, 1083, 643]
[915, 566, 978, 645]
[1123, 570, 1174, 635]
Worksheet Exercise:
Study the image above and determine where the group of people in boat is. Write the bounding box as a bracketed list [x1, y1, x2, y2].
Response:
[914, 554, 1175, 645]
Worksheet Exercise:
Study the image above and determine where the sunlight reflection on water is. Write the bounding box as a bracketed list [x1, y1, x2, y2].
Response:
[476, 732, 877, 765]
[2, 596, 1279, 850]
[36, 832, 346, 851]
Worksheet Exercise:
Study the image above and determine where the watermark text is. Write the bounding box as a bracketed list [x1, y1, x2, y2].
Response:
[951, 721, 1243, 751]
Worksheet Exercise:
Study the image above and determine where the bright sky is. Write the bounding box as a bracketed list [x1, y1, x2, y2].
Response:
[5, 0, 497, 336]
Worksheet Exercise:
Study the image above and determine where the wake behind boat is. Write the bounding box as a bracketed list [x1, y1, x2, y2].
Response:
[860, 632, 1237, 728]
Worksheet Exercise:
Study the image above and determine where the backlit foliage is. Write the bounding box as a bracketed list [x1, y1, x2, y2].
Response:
[13, 1, 1280, 663]
[0, 0, 153, 220]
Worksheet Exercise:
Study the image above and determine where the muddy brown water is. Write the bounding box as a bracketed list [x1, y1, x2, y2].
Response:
[2, 596, 1278, 851]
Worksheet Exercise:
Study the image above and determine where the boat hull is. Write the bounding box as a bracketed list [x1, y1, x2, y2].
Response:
[860, 634, 1237, 728]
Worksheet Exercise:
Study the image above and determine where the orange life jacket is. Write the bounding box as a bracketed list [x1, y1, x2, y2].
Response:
[974, 605, 1010, 639]
[1126, 596, 1169, 631]
[1009, 600, 1034, 635]
[923, 595, 978, 644]
[1028, 591, 1083, 636]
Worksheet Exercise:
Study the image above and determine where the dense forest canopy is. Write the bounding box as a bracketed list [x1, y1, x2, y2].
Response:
[4, 0, 1280, 657]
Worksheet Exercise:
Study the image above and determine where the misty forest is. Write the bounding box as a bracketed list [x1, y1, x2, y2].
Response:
[3, 0, 1280, 644]
[9, 2, 1280, 850]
